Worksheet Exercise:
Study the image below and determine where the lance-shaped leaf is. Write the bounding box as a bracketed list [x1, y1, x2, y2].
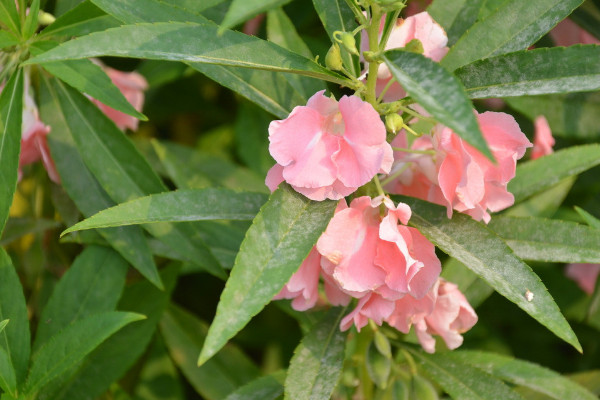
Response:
[0, 345, 16, 397]
[449, 350, 598, 400]
[33, 246, 128, 351]
[24, 312, 145, 397]
[62, 189, 267, 234]
[488, 216, 600, 263]
[404, 347, 524, 400]
[508, 144, 600, 203]
[0, 69, 23, 236]
[39, 0, 121, 38]
[220, 0, 292, 32]
[427, 0, 484, 46]
[24, 21, 354, 88]
[40, 76, 163, 289]
[32, 42, 146, 121]
[91, 0, 206, 24]
[0, 30, 17, 49]
[0, 0, 21, 35]
[457, 46, 600, 98]
[285, 307, 347, 400]
[224, 372, 285, 400]
[198, 185, 337, 365]
[0, 249, 30, 388]
[575, 206, 600, 230]
[161, 304, 260, 399]
[383, 50, 492, 160]
[442, 0, 584, 71]
[47, 77, 225, 280]
[393, 195, 581, 352]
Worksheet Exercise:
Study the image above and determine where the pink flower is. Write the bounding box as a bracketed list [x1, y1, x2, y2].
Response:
[317, 196, 441, 301]
[566, 263, 600, 295]
[550, 18, 600, 47]
[92, 66, 148, 131]
[388, 112, 532, 223]
[362, 12, 448, 102]
[388, 279, 478, 353]
[340, 293, 396, 332]
[531, 116, 554, 160]
[266, 91, 393, 201]
[19, 87, 59, 183]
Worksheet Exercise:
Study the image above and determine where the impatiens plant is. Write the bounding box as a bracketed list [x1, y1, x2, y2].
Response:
[1, 0, 600, 399]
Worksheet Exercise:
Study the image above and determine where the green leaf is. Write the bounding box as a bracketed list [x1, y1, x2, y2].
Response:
[54, 0, 86, 16]
[40, 0, 121, 38]
[393, 195, 582, 352]
[220, 0, 292, 32]
[457, 46, 600, 99]
[0, 248, 30, 386]
[312, 0, 359, 76]
[48, 77, 225, 281]
[24, 311, 145, 397]
[1, 217, 60, 246]
[488, 216, 600, 263]
[0, 69, 23, 237]
[404, 347, 524, 400]
[33, 246, 128, 351]
[285, 308, 347, 400]
[91, 0, 309, 118]
[0, 0, 21, 35]
[224, 372, 285, 400]
[441, 258, 493, 309]
[234, 101, 275, 175]
[24, 22, 354, 88]
[506, 177, 576, 219]
[32, 44, 147, 121]
[0, 319, 7, 333]
[383, 50, 492, 160]
[0, 29, 17, 49]
[575, 206, 600, 230]
[161, 304, 260, 399]
[442, 0, 584, 71]
[198, 185, 337, 365]
[506, 93, 600, 140]
[39, 75, 162, 289]
[508, 144, 600, 203]
[427, 0, 484, 46]
[366, 339, 391, 389]
[450, 350, 598, 400]
[0, 346, 16, 397]
[62, 189, 267, 235]
[23, 0, 40, 39]
[53, 265, 179, 400]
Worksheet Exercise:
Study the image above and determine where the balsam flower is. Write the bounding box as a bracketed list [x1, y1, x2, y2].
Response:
[550, 18, 600, 47]
[531, 116, 554, 160]
[266, 91, 393, 201]
[566, 263, 600, 295]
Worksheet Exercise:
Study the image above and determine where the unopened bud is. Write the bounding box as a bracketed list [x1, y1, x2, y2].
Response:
[38, 11, 56, 25]
[385, 113, 404, 133]
[363, 51, 379, 63]
[405, 38, 424, 54]
[334, 31, 359, 56]
[325, 43, 344, 71]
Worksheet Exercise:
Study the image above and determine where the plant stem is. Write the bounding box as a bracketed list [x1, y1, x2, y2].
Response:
[365, 4, 382, 105]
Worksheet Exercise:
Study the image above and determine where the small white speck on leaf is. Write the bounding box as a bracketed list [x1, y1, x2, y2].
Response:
[525, 289, 534, 302]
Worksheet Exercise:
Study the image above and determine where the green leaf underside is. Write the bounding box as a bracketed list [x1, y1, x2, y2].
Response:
[383, 50, 492, 160]
[33, 246, 128, 352]
[489, 216, 600, 263]
[442, 0, 584, 71]
[0, 69, 23, 237]
[457, 46, 600, 98]
[161, 304, 260, 399]
[450, 350, 598, 400]
[50, 77, 225, 281]
[24, 312, 145, 397]
[219, 0, 292, 32]
[285, 307, 347, 400]
[393, 196, 581, 353]
[506, 93, 600, 140]
[62, 189, 267, 234]
[53, 266, 178, 400]
[0, 249, 30, 388]
[40, 76, 163, 289]
[198, 185, 337, 365]
[509, 144, 600, 203]
[25, 22, 352, 87]
[405, 347, 525, 400]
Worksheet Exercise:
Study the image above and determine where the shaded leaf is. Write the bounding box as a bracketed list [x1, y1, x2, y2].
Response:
[40, 0, 121, 38]
[224, 372, 285, 400]
[427, 0, 484, 46]
[220, 0, 292, 32]
[0, 346, 16, 397]
[198, 185, 337, 365]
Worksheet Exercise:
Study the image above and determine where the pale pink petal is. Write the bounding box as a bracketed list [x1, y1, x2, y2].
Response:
[531, 116, 555, 160]
[265, 163, 284, 192]
[550, 18, 600, 47]
[340, 293, 395, 331]
[566, 263, 600, 295]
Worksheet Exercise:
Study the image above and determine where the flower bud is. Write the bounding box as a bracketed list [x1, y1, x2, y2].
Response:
[334, 31, 359, 56]
[385, 113, 404, 133]
[405, 38, 424, 54]
[325, 43, 344, 71]
[38, 11, 56, 25]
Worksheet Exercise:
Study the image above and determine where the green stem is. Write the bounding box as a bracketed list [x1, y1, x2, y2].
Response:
[380, 163, 410, 187]
[403, 124, 420, 137]
[396, 104, 437, 123]
[376, 76, 397, 103]
[365, 4, 383, 105]
[378, 10, 401, 50]
[373, 175, 385, 197]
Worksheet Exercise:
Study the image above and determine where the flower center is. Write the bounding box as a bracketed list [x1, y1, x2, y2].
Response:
[324, 112, 345, 136]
